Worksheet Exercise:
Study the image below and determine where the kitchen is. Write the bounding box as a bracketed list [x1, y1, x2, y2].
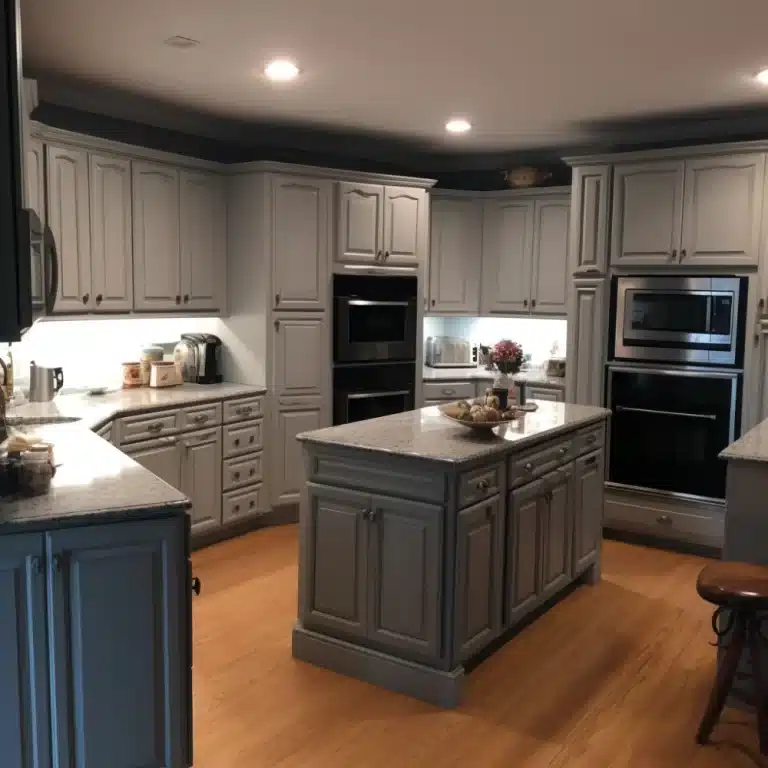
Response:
[4, 0, 768, 765]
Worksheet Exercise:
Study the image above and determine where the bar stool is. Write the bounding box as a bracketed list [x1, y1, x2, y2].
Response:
[696, 561, 768, 755]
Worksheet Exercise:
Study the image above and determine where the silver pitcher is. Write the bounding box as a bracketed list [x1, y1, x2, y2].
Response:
[29, 362, 64, 402]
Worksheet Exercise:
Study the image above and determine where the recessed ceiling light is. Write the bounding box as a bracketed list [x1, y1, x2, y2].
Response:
[265, 59, 300, 82]
[445, 118, 472, 134]
[756, 69, 768, 85]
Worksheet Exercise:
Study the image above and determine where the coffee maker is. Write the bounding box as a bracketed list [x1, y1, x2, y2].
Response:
[176, 334, 223, 384]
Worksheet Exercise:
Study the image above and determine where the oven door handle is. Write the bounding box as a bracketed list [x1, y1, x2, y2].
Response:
[347, 390, 411, 400]
[346, 299, 411, 307]
[614, 405, 718, 421]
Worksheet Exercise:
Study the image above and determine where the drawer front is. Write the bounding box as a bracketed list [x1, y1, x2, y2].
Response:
[223, 396, 263, 424]
[459, 463, 503, 508]
[575, 424, 605, 456]
[119, 410, 180, 444]
[95, 422, 112, 442]
[180, 402, 222, 432]
[526, 386, 564, 403]
[277, 394, 324, 410]
[423, 381, 475, 401]
[223, 485, 265, 523]
[223, 420, 263, 457]
[223, 452, 263, 491]
[508, 438, 573, 488]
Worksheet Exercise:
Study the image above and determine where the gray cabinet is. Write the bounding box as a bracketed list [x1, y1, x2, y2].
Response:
[337, 182, 384, 263]
[272, 314, 326, 396]
[530, 197, 570, 314]
[539, 464, 574, 602]
[122, 436, 183, 491]
[271, 175, 330, 311]
[382, 186, 424, 266]
[181, 428, 222, 535]
[428, 197, 482, 314]
[566, 278, 607, 406]
[274, 406, 322, 506]
[368, 494, 442, 660]
[89, 153, 133, 312]
[455, 496, 503, 661]
[46, 517, 187, 768]
[573, 449, 604, 575]
[0, 533, 50, 768]
[527, 385, 564, 403]
[569, 165, 610, 275]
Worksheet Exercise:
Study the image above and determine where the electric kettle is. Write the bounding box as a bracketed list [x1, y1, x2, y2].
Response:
[29, 362, 64, 402]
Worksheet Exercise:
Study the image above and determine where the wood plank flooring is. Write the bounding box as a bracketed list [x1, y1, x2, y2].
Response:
[191, 526, 765, 767]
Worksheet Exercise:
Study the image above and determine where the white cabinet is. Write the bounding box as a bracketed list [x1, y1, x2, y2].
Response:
[569, 165, 610, 275]
[180, 171, 225, 312]
[527, 386, 565, 403]
[273, 405, 322, 506]
[25, 138, 45, 221]
[383, 186, 424, 265]
[272, 314, 327, 395]
[530, 197, 570, 315]
[46, 145, 92, 312]
[132, 162, 181, 311]
[271, 175, 330, 311]
[89, 154, 133, 312]
[428, 197, 482, 314]
[566, 278, 607, 407]
[181, 428, 222, 535]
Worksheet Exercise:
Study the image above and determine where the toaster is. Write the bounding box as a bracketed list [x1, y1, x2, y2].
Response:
[425, 336, 476, 368]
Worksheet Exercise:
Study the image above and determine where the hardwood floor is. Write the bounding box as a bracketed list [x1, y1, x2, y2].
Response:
[191, 526, 765, 767]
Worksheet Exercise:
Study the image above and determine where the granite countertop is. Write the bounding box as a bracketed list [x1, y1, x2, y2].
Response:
[720, 418, 768, 463]
[6, 383, 266, 431]
[422, 366, 566, 387]
[298, 401, 609, 465]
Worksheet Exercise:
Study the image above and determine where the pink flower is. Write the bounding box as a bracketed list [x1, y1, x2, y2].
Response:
[491, 339, 524, 364]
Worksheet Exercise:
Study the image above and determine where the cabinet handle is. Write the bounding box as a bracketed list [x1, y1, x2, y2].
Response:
[523, 299, 528, 308]
[559, 446, 568, 456]
[375, 250, 382, 262]
[680, 249, 686, 260]
[183, 294, 190, 304]
[476, 478, 490, 492]
[275, 293, 280, 305]
[249, 435, 255, 444]
[166, 437, 178, 446]
[670, 249, 677, 261]
[531, 299, 537, 308]
[249, 468, 256, 476]
[193, 414, 208, 424]
[274, 320, 280, 331]
[584, 455, 598, 466]
[237, 406, 253, 417]
[233, 471, 241, 480]
[234, 438, 240, 447]
[249, 499, 256, 509]
[441, 388, 456, 396]
[95, 294, 103, 305]
[384, 251, 390, 260]
[366, 508, 378, 522]
[82, 293, 90, 305]
[431, 299, 436, 307]
[52, 554, 63, 573]
[656, 515, 673, 525]
[586, 434, 597, 445]
[147, 422, 164, 433]
[31, 556, 44, 575]
[191, 576, 201, 596]
[175, 295, 181, 305]
[234, 504, 240, 514]
[524, 462, 533, 473]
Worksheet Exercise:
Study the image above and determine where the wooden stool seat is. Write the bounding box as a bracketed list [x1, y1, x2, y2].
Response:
[697, 562, 768, 609]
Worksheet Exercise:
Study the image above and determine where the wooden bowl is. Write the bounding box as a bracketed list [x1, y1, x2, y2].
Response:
[438, 403, 518, 431]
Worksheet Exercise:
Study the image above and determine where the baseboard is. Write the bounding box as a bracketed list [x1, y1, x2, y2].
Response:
[192, 503, 298, 550]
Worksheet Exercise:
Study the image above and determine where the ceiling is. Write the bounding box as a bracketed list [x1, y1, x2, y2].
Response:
[20, 0, 768, 155]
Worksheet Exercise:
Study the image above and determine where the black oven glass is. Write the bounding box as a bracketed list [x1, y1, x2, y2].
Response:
[630, 293, 710, 333]
[333, 362, 415, 425]
[348, 303, 407, 344]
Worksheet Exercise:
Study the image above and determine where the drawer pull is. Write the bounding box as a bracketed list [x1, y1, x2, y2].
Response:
[147, 423, 164, 433]
[656, 515, 673, 525]
[442, 388, 456, 396]
[249, 500, 256, 509]
[249, 435, 255, 444]
[233, 471, 241, 480]
[586, 434, 597, 444]
[476, 478, 490, 492]
[559, 446, 568, 456]
[234, 504, 240, 514]
[249, 468, 256, 476]
[524, 462, 533, 473]
[584, 455, 598, 466]
[237, 405, 253, 417]
[234, 438, 240, 447]
[193, 414, 208, 424]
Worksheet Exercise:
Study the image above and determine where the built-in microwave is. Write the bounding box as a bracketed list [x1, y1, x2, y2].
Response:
[611, 276, 747, 367]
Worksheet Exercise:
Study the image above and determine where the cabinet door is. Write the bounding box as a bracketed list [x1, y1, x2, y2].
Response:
[180, 170, 225, 312]
[368, 494, 442, 661]
[481, 199, 534, 314]
[527, 386, 564, 402]
[182, 428, 222, 535]
[25, 138, 46, 306]
[681, 154, 765, 267]
[274, 407, 322, 505]
[133, 162, 181, 311]
[506, 478, 544, 626]
[382, 186, 424, 266]
[89, 154, 133, 312]
[46, 517, 187, 768]
[573, 449, 604, 575]
[304, 484, 369, 639]
[569, 165, 610, 275]
[46, 144, 92, 312]
[272, 314, 326, 395]
[122, 437, 183, 491]
[0, 533, 50, 768]
[272, 175, 330, 310]
[530, 197, 570, 315]
[428, 197, 482, 314]
[540, 464, 574, 602]
[566, 278, 607, 406]
[337, 182, 384, 263]
[455, 496, 503, 662]
[611, 161, 684, 266]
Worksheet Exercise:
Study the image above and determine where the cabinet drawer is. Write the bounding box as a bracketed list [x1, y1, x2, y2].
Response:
[180, 402, 222, 431]
[508, 438, 573, 489]
[95, 421, 113, 442]
[423, 381, 475, 401]
[223, 485, 265, 523]
[118, 410, 180, 444]
[575, 424, 605, 456]
[459, 464, 503, 508]
[526, 385, 564, 403]
[277, 394, 323, 410]
[223, 452, 263, 491]
[223, 396, 263, 424]
[223, 420, 263, 457]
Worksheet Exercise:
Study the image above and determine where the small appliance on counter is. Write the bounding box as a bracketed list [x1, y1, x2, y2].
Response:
[545, 358, 566, 378]
[173, 334, 223, 384]
[150, 361, 181, 388]
[29, 362, 65, 402]
[425, 336, 476, 368]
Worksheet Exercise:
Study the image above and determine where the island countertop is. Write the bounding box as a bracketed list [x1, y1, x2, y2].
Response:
[720, 417, 768, 463]
[297, 401, 610, 465]
[422, 366, 566, 387]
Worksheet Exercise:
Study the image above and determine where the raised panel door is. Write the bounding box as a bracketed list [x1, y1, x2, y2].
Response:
[573, 449, 604, 575]
[46, 144, 92, 312]
[89, 153, 133, 312]
[182, 428, 222, 535]
[540, 465, 574, 601]
[274, 408, 321, 505]
[272, 314, 326, 395]
[530, 197, 570, 315]
[611, 162, 684, 266]
[383, 186, 423, 266]
[133, 162, 181, 311]
[271, 175, 330, 310]
[122, 437, 183, 491]
[566, 278, 607, 406]
[337, 182, 383, 263]
[569, 165, 610, 274]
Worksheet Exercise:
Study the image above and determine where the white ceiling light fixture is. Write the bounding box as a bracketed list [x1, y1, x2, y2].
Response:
[755, 68, 768, 85]
[265, 59, 300, 82]
[164, 36, 201, 49]
[445, 118, 472, 134]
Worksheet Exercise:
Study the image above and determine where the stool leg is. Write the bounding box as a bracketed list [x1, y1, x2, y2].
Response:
[697, 612, 747, 745]
[749, 619, 768, 756]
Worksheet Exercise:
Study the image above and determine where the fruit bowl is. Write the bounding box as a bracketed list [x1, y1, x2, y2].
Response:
[439, 402, 518, 431]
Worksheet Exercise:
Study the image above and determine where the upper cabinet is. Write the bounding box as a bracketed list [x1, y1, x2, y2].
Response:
[569, 165, 610, 275]
[530, 197, 571, 315]
[336, 182, 426, 267]
[611, 154, 765, 268]
[428, 196, 482, 314]
[271, 175, 331, 311]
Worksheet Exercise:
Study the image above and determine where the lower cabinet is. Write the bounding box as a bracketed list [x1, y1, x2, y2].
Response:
[273, 405, 322, 506]
[0, 517, 190, 768]
[573, 449, 604, 574]
[527, 385, 565, 403]
[539, 463, 574, 601]
[181, 428, 222, 534]
[122, 435, 183, 490]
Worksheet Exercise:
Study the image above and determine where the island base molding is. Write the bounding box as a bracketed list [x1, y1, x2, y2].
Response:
[292, 626, 465, 708]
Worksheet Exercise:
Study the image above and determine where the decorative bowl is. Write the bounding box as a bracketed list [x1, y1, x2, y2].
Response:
[439, 402, 519, 432]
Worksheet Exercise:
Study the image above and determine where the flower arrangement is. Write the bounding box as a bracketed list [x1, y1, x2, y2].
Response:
[492, 339, 524, 375]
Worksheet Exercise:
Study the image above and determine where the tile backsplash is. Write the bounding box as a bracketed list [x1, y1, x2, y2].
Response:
[424, 316, 567, 363]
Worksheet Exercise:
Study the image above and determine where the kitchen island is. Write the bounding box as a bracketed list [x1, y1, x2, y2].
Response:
[292, 401, 610, 707]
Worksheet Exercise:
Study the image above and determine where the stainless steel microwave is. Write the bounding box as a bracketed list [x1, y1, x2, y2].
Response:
[612, 276, 747, 367]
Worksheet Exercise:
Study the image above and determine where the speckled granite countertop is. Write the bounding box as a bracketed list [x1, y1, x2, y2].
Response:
[423, 366, 566, 387]
[720, 419, 768, 463]
[298, 402, 609, 465]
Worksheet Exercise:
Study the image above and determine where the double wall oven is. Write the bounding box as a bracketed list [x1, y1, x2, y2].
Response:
[607, 276, 747, 501]
[333, 274, 417, 425]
